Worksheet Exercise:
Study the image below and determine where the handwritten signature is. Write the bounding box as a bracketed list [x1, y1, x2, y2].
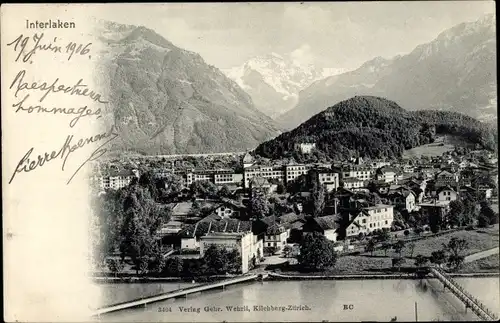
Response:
[9, 127, 119, 185]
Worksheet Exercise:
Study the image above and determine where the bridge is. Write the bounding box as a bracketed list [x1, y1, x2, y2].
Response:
[429, 266, 498, 321]
[94, 273, 266, 316]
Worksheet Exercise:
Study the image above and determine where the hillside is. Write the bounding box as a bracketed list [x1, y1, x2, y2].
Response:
[277, 14, 496, 129]
[255, 96, 496, 161]
[94, 21, 280, 155]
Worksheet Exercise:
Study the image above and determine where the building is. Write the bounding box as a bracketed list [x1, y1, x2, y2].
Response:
[243, 165, 285, 188]
[418, 201, 451, 226]
[375, 167, 398, 183]
[242, 152, 255, 168]
[434, 170, 459, 188]
[264, 223, 288, 251]
[285, 164, 312, 183]
[182, 169, 242, 187]
[178, 218, 253, 251]
[338, 165, 374, 181]
[344, 205, 394, 238]
[316, 169, 340, 192]
[213, 199, 247, 219]
[91, 169, 139, 190]
[200, 231, 263, 274]
[295, 143, 316, 154]
[389, 190, 417, 212]
[478, 186, 493, 199]
[436, 186, 458, 202]
[342, 178, 365, 190]
[303, 215, 339, 241]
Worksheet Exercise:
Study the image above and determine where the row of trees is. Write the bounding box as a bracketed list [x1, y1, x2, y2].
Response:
[105, 244, 242, 277]
[414, 237, 470, 272]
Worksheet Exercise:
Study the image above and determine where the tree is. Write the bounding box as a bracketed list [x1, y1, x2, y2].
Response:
[106, 258, 125, 277]
[276, 183, 286, 195]
[283, 245, 292, 258]
[479, 201, 499, 225]
[218, 185, 232, 198]
[404, 230, 410, 237]
[164, 257, 183, 276]
[377, 229, 391, 242]
[202, 245, 241, 275]
[188, 200, 202, 217]
[430, 250, 446, 268]
[407, 242, 416, 258]
[119, 186, 164, 274]
[298, 233, 338, 272]
[478, 214, 490, 228]
[448, 200, 465, 227]
[366, 239, 376, 256]
[312, 182, 326, 217]
[443, 237, 468, 271]
[190, 180, 218, 199]
[250, 191, 269, 219]
[393, 240, 406, 257]
[381, 242, 392, 256]
[414, 255, 429, 268]
[392, 257, 406, 272]
[415, 226, 424, 236]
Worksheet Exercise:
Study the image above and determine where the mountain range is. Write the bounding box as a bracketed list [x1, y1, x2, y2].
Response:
[255, 96, 497, 162]
[222, 53, 346, 118]
[94, 21, 280, 155]
[277, 14, 496, 130]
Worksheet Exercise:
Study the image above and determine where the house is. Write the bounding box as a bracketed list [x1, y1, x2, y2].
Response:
[375, 167, 398, 183]
[418, 201, 451, 226]
[342, 178, 365, 190]
[302, 215, 339, 241]
[437, 186, 457, 203]
[435, 170, 459, 188]
[478, 186, 494, 199]
[249, 176, 272, 195]
[343, 204, 394, 239]
[295, 142, 316, 154]
[264, 223, 288, 251]
[389, 190, 416, 212]
[200, 231, 263, 274]
[242, 152, 254, 168]
[213, 198, 247, 219]
[178, 218, 252, 250]
[338, 165, 374, 181]
[91, 168, 138, 190]
[316, 168, 340, 192]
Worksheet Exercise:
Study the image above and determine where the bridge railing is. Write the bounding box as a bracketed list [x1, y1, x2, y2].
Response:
[431, 267, 498, 320]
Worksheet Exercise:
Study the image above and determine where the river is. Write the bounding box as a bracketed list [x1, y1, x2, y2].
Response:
[95, 277, 499, 322]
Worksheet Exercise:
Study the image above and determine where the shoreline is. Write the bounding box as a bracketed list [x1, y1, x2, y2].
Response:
[92, 271, 499, 283]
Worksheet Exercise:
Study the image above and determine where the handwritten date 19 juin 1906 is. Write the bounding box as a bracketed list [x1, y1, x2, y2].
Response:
[8, 126, 118, 185]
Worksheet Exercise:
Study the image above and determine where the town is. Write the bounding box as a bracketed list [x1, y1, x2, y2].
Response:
[89, 143, 498, 279]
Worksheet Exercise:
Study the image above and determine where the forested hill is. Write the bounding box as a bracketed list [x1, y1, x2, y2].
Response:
[254, 96, 497, 161]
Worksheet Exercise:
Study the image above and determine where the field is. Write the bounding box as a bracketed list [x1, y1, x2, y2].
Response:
[332, 256, 393, 274]
[411, 227, 499, 257]
[403, 135, 471, 158]
[459, 254, 500, 273]
[362, 226, 499, 259]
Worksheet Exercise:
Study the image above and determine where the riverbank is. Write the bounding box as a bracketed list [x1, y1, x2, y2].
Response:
[92, 270, 498, 283]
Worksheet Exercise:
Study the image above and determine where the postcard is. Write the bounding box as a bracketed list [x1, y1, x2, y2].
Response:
[2, 2, 498, 322]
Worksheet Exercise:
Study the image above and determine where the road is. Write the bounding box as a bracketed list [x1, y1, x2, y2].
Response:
[464, 247, 499, 263]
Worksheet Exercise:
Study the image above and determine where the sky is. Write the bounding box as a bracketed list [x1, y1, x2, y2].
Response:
[93, 1, 495, 70]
